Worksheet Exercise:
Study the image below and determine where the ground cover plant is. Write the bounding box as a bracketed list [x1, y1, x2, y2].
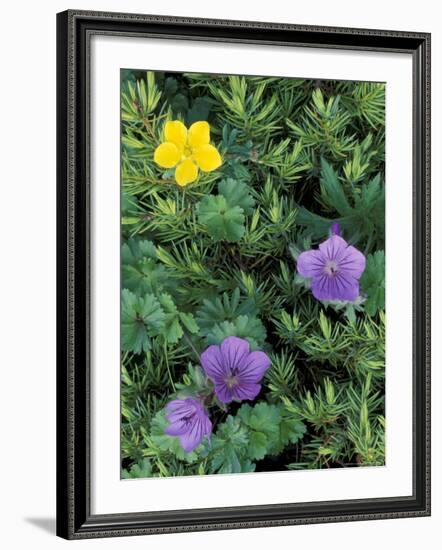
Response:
[120, 69, 386, 478]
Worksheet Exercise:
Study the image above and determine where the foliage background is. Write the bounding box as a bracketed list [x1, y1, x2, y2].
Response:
[120, 69, 385, 478]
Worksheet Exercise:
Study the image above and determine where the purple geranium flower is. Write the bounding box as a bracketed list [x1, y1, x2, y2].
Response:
[200, 336, 271, 404]
[165, 398, 212, 453]
[297, 231, 366, 302]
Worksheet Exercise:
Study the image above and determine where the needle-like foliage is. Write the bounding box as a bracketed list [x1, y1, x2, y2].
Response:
[120, 69, 385, 477]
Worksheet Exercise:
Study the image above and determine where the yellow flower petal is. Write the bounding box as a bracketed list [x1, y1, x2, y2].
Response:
[164, 120, 187, 149]
[175, 159, 199, 186]
[194, 144, 222, 172]
[153, 142, 181, 168]
[188, 121, 210, 149]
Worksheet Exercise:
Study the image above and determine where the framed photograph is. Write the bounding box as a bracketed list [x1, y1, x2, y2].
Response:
[56, 10, 431, 539]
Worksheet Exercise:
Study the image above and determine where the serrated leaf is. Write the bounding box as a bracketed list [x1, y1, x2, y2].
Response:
[297, 160, 384, 251]
[248, 431, 268, 460]
[158, 293, 198, 344]
[205, 314, 266, 349]
[122, 458, 153, 479]
[195, 289, 258, 334]
[223, 160, 252, 182]
[121, 290, 165, 353]
[360, 250, 385, 315]
[198, 195, 245, 242]
[320, 158, 352, 216]
[218, 178, 255, 215]
[179, 312, 199, 334]
[170, 93, 189, 114]
[279, 417, 307, 446]
[358, 173, 381, 208]
[158, 293, 182, 343]
[237, 402, 306, 458]
[187, 97, 214, 125]
[238, 402, 281, 444]
[122, 238, 174, 295]
[208, 415, 250, 474]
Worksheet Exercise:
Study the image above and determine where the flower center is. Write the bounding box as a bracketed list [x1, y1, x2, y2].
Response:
[183, 145, 193, 158]
[181, 414, 194, 425]
[224, 374, 238, 388]
[324, 260, 339, 276]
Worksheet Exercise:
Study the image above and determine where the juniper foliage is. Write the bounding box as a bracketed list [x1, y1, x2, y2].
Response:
[120, 70, 385, 477]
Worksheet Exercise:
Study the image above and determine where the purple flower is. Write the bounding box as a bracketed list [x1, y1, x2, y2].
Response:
[165, 398, 212, 453]
[200, 336, 271, 404]
[297, 233, 366, 302]
[330, 222, 341, 236]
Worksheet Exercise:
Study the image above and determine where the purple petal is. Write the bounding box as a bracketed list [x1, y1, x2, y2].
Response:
[214, 382, 234, 404]
[318, 235, 349, 263]
[179, 415, 212, 452]
[200, 344, 227, 379]
[199, 413, 212, 437]
[220, 336, 250, 371]
[338, 245, 366, 278]
[164, 398, 212, 453]
[179, 422, 203, 453]
[165, 419, 189, 436]
[331, 223, 341, 236]
[237, 351, 271, 382]
[311, 273, 359, 301]
[231, 382, 261, 401]
[165, 399, 196, 423]
[297, 249, 325, 278]
[300, 234, 366, 303]
[166, 398, 194, 413]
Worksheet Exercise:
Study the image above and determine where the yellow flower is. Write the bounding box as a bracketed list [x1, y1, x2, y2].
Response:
[154, 120, 222, 186]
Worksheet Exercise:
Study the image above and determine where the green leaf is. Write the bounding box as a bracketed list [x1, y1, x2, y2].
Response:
[319, 158, 352, 216]
[121, 193, 140, 217]
[238, 403, 280, 458]
[195, 289, 258, 334]
[158, 293, 198, 344]
[157, 293, 183, 344]
[248, 431, 268, 461]
[163, 76, 178, 98]
[297, 165, 385, 251]
[122, 238, 172, 295]
[121, 290, 165, 353]
[179, 312, 199, 334]
[238, 402, 281, 447]
[187, 96, 214, 125]
[237, 402, 306, 457]
[360, 250, 385, 315]
[170, 93, 189, 114]
[205, 315, 267, 349]
[209, 416, 251, 474]
[175, 364, 209, 395]
[218, 178, 255, 215]
[197, 195, 245, 242]
[122, 458, 153, 479]
[279, 416, 307, 448]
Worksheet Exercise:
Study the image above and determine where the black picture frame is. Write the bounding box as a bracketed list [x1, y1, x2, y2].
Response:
[56, 9, 431, 540]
